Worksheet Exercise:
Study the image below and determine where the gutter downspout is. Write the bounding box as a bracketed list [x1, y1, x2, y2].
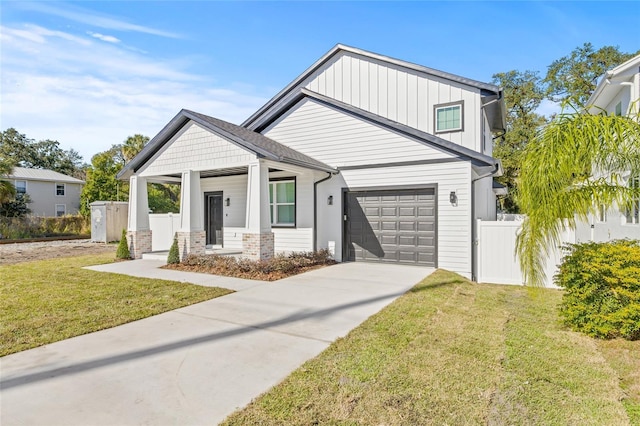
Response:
[470, 162, 501, 282]
[313, 172, 334, 251]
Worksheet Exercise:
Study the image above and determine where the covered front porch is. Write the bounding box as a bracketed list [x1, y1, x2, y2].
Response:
[127, 159, 320, 261]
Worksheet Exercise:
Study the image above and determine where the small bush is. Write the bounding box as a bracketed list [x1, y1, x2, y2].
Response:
[555, 240, 640, 340]
[115, 229, 131, 260]
[173, 249, 336, 281]
[167, 235, 180, 264]
[0, 214, 89, 239]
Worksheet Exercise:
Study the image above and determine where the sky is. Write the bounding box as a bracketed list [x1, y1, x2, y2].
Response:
[1, 1, 639, 163]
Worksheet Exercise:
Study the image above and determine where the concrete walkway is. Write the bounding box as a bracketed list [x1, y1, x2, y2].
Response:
[1, 261, 433, 425]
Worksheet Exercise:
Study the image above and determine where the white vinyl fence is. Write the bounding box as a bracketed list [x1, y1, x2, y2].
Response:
[149, 213, 181, 251]
[476, 219, 575, 288]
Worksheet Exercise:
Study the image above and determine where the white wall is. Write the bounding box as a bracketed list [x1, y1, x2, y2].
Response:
[476, 219, 574, 288]
[316, 161, 473, 278]
[200, 174, 248, 228]
[140, 122, 255, 177]
[263, 98, 454, 168]
[149, 213, 181, 251]
[473, 176, 496, 221]
[302, 51, 484, 152]
[20, 180, 83, 216]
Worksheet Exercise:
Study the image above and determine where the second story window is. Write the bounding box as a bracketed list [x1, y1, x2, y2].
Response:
[15, 180, 26, 194]
[56, 183, 65, 196]
[435, 101, 464, 134]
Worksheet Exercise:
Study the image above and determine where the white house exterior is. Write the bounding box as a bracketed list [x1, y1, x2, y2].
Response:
[7, 167, 84, 216]
[577, 54, 640, 242]
[119, 45, 506, 279]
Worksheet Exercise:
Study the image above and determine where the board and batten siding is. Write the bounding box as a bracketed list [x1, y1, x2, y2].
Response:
[263, 98, 454, 168]
[316, 162, 473, 278]
[139, 122, 255, 177]
[301, 51, 483, 153]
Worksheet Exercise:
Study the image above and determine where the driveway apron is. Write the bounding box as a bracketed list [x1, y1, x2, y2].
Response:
[1, 262, 433, 425]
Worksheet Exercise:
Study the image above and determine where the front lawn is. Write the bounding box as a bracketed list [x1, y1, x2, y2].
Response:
[223, 270, 639, 425]
[0, 253, 232, 356]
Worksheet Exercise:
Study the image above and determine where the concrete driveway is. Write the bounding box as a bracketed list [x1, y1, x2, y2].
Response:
[1, 261, 433, 425]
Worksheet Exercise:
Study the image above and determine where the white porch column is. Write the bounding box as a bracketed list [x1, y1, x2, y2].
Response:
[177, 170, 205, 259]
[127, 176, 151, 259]
[243, 160, 274, 260]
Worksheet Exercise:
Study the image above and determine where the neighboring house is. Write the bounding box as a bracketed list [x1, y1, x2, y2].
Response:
[577, 54, 640, 242]
[7, 167, 85, 217]
[119, 44, 506, 279]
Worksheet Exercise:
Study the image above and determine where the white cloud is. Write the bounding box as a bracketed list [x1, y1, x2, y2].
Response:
[18, 2, 182, 39]
[88, 31, 120, 43]
[0, 23, 268, 163]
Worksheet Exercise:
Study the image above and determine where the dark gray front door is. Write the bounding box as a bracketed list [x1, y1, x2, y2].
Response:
[344, 188, 437, 266]
[205, 192, 223, 245]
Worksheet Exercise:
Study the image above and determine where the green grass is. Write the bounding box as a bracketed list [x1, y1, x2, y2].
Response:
[0, 253, 232, 356]
[223, 270, 637, 426]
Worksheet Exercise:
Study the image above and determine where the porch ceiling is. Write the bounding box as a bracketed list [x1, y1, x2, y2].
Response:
[166, 166, 250, 179]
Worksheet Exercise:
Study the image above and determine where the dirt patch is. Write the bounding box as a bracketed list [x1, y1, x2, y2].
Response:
[0, 239, 116, 265]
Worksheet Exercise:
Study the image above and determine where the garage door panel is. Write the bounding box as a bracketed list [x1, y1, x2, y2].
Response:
[345, 188, 436, 267]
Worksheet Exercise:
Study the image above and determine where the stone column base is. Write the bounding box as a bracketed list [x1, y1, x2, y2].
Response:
[177, 230, 206, 260]
[242, 232, 274, 261]
[127, 230, 152, 259]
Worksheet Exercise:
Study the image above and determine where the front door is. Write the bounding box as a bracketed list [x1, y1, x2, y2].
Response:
[205, 192, 223, 246]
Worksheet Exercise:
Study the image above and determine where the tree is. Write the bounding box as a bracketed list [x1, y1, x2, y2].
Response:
[516, 107, 640, 286]
[0, 156, 16, 203]
[122, 134, 149, 164]
[0, 128, 85, 178]
[80, 145, 127, 216]
[545, 43, 639, 105]
[492, 70, 548, 212]
[0, 193, 32, 217]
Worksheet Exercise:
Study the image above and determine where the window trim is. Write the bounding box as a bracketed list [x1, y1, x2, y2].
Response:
[625, 176, 640, 225]
[269, 177, 296, 228]
[55, 204, 66, 217]
[15, 180, 27, 194]
[434, 100, 464, 134]
[55, 182, 66, 196]
[596, 204, 607, 223]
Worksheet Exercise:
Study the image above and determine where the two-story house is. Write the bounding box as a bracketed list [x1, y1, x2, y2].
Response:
[7, 167, 84, 216]
[577, 54, 640, 242]
[118, 44, 506, 279]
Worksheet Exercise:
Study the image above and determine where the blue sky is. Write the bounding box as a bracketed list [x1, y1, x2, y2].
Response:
[1, 1, 639, 163]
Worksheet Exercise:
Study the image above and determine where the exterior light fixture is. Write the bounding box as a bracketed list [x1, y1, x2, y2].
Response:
[327, 195, 333, 205]
[449, 191, 457, 205]
[225, 198, 230, 207]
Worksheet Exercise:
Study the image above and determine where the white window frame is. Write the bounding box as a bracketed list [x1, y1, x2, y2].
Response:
[55, 204, 66, 217]
[625, 177, 640, 225]
[55, 182, 66, 196]
[434, 101, 464, 134]
[15, 180, 27, 194]
[596, 204, 607, 223]
[269, 178, 296, 227]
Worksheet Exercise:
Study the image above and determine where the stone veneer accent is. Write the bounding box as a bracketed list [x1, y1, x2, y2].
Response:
[127, 230, 152, 259]
[242, 232, 274, 260]
[177, 230, 206, 260]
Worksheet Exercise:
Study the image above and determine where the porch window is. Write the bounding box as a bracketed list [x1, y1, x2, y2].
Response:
[269, 179, 295, 226]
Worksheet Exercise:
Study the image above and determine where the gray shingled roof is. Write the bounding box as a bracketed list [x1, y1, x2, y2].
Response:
[117, 110, 337, 180]
[8, 167, 85, 184]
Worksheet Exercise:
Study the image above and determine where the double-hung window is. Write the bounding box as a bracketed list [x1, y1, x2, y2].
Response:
[55, 204, 66, 217]
[626, 177, 640, 225]
[15, 180, 26, 194]
[434, 101, 464, 133]
[56, 183, 65, 196]
[269, 179, 295, 226]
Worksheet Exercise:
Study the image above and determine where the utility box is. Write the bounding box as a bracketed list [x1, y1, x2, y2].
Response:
[90, 201, 129, 243]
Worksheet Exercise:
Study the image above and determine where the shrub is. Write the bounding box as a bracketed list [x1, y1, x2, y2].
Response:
[176, 249, 336, 281]
[167, 234, 180, 264]
[555, 240, 640, 340]
[0, 214, 89, 239]
[115, 229, 131, 260]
